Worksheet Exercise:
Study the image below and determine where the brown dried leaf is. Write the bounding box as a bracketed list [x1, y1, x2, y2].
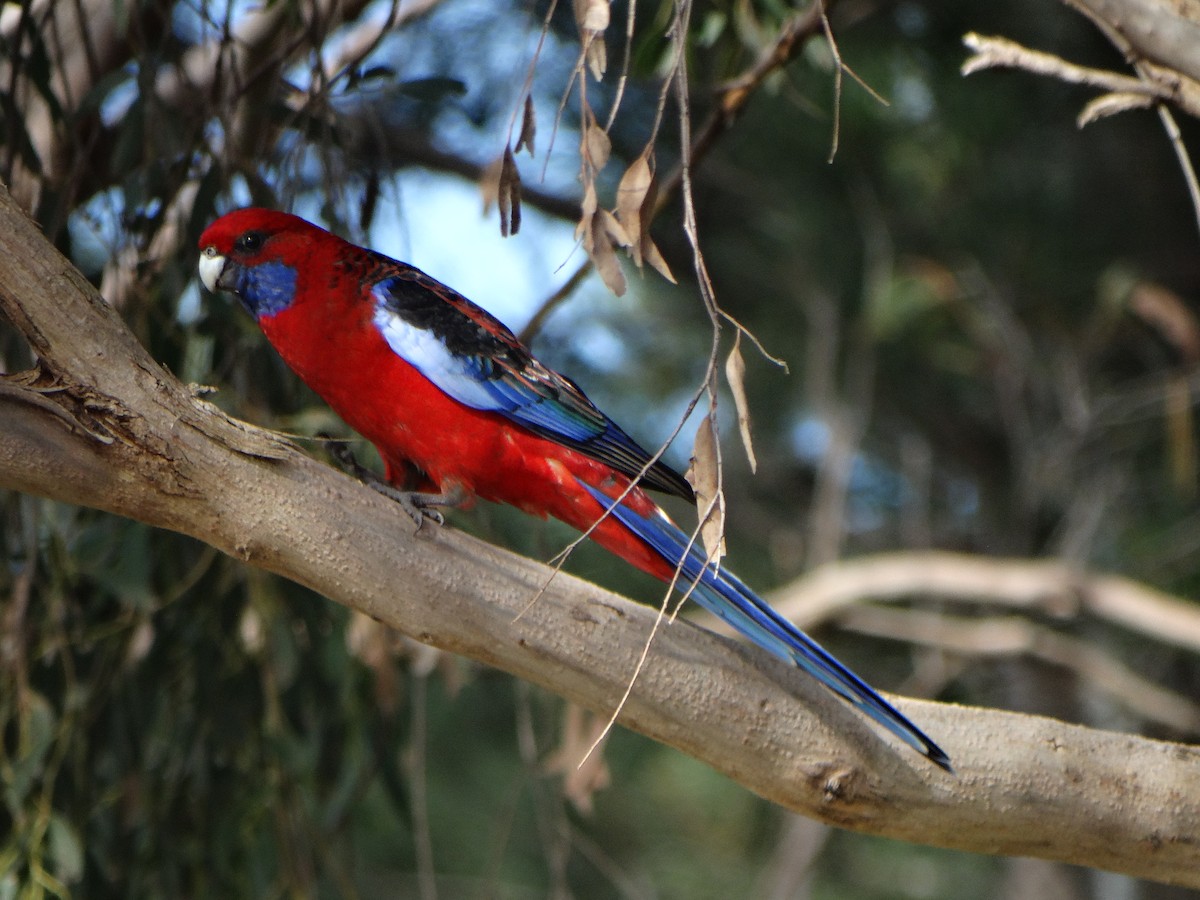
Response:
[516, 94, 536, 155]
[542, 704, 611, 814]
[686, 415, 726, 562]
[575, 0, 610, 32]
[587, 210, 627, 296]
[600, 208, 632, 248]
[572, 0, 609, 79]
[642, 237, 676, 283]
[582, 118, 611, 172]
[346, 611, 404, 714]
[479, 155, 502, 210]
[616, 153, 652, 265]
[576, 181, 598, 242]
[498, 145, 522, 237]
[577, 181, 625, 294]
[586, 37, 607, 80]
[725, 335, 757, 473]
[572, 0, 589, 35]
[614, 152, 675, 282]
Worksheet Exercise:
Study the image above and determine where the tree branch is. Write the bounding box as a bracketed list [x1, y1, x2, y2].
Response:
[1, 186, 1199, 884]
[961, 30, 1200, 120]
[1064, 0, 1200, 87]
[769, 551, 1200, 655]
[838, 605, 1200, 734]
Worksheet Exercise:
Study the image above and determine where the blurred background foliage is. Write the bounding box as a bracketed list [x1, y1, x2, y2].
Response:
[2, 0, 1199, 896]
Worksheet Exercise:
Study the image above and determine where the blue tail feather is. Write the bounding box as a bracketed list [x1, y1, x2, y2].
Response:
[582, 483, 951, 772]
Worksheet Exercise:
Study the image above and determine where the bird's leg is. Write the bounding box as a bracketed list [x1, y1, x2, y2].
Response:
[322, 436, 461, 529]
[323, 435, 376, 484]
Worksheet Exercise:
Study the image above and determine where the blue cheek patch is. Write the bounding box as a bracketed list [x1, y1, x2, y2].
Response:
[236, 261, 298, 319]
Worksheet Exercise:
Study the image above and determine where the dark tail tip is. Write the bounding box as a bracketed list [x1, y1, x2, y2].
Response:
[924, 740, 954, 774]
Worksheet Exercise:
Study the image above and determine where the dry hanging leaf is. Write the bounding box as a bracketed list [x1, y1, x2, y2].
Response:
[642, 237, 676, 283]
[586, 210, 626, 295]
[594, 42, 608, 79]
[516, 93, 536, 155]
[480, 155, 502, 208]
[686, 415, 726, 562]
[346, 610, 404, 714]
[576, 181, 599, 240]
[481, 148, 522, 236]
[573, 0, 610, 79]
[576, 183, 626, 295]
[575, 0, 609, 31]
[584, 36, 607, 79]
[542, 704, 612, 815]
[498, 145, 522, 236]
[616, 153, 652, 265]
[600, 208, 632, 249]
[614, 152, 676, 283]
[582, 117, 611, 172]
[725, 334, 758, 473]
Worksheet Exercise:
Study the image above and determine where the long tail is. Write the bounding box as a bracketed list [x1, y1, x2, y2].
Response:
[581, 482, 952, 772]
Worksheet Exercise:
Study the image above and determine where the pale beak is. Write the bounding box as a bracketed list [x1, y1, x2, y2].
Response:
[198, 246, 227, 293]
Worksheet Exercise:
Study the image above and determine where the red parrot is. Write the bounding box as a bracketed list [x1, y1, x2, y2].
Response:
[198, 208, 950, 771]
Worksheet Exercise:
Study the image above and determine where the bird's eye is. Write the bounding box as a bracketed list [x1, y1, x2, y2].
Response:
[234, 231, 264, 254]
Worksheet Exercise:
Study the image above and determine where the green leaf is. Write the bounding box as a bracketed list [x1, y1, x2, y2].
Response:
[47, 816, 84, 885]
[6, 692, 56, 807]
[395, 77, 468, 102]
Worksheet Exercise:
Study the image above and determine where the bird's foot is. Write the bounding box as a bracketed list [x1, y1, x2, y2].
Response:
[373, 485, 450, 530]
[321, 436, 460, 531]
[373, 482, 469, 530]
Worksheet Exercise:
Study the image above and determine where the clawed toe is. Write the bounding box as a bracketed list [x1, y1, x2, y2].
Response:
[395, 492, 445, 530]
[322, 436, 456, 530]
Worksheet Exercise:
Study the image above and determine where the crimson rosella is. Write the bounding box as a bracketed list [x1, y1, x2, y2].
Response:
[198, 208, 950, 771]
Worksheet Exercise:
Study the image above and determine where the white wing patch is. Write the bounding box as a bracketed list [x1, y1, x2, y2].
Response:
[371, 294, 503, 412]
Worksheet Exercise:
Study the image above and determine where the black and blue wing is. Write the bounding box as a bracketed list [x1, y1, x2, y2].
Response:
[368, 263, 694, 502]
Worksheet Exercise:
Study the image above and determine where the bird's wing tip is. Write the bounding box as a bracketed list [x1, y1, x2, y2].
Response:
[925, 743, 955, 774]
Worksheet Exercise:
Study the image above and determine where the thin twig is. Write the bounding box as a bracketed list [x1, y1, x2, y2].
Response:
[516, 256, 593, 344]
[1152, 102, 1200, 242]
[818, 0, 888, 162]
[603, 0, 639, 132]
[505, 0, 557, 149]
[962, 32, 1158, 96]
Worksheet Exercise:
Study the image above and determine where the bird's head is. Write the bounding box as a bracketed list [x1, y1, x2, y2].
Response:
[198, 208, 319, 319]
